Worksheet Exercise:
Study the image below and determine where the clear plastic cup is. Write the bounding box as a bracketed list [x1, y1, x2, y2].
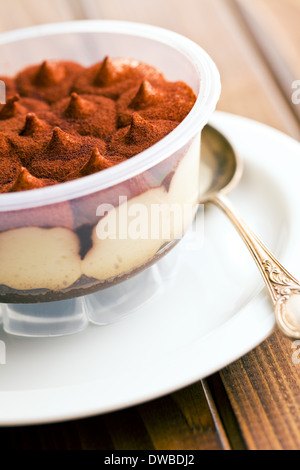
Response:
[0, 20, 220, 336]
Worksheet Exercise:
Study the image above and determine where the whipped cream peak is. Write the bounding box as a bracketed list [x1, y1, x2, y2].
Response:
[80, 148, 112, 176]
[64, 92, 97, 119]
[47, 126, 79, 152]
[129, 80, 161, 110]
[34, 60, 66, 87]
[93, 56, 120, 87]
[10, 166, 56, 191]
[19, 112, 49, 136]
[0, 94, 26, 120]
[125, 113, 156, 145]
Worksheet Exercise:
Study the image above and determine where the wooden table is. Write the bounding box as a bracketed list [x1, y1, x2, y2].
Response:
[0, 0, 300, 451]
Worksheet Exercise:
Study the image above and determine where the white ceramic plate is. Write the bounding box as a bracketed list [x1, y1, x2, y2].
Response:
[1, 111, 300, 426]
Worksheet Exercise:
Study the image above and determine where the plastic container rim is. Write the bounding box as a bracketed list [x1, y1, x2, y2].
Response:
[0, 20, 221, 211]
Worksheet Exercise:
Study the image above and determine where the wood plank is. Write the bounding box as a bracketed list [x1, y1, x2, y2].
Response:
[0, 419, 83, 450]
[137, 382, 226, 450]
[203, 375, 246, 450]
[233, 0, 300, 124]
[80, 383, 227, 450]
[236, 0, 300, 77]
[220, 330, 300, 450]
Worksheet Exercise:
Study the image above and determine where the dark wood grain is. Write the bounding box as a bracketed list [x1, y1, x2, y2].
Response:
[137, 382, 227, 450]
[203, 375, 246, 450]
[220, 330, 300, 450]
[0, 383, 225, 450]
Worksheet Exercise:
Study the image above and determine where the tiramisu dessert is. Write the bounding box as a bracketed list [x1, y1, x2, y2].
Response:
[0, 56, 200, 302]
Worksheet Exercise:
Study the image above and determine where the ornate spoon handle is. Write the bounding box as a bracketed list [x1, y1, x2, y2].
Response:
[211, 192, 300, 339]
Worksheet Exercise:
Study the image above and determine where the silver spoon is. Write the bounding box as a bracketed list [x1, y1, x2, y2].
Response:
[200, 124, 300, 339]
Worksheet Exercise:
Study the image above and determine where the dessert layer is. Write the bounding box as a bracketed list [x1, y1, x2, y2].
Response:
[0, 134, 200, 291]
[82, 134, 200, 281]
[0, 56, 199, 300]
[0, 227, 81, 290]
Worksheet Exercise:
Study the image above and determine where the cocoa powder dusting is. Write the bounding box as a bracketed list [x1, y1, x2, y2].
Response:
[0, 57, 196, 193]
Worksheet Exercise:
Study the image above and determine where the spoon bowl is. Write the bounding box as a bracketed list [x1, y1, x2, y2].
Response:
[200, 124, 243, 202]
[200, 124, 300, 339]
